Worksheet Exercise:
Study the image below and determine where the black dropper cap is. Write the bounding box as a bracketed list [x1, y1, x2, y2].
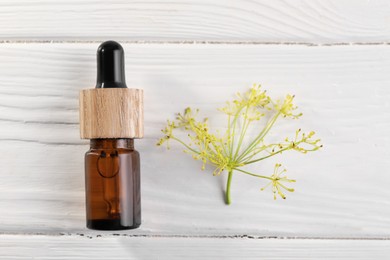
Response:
[96, 41, 127, 88]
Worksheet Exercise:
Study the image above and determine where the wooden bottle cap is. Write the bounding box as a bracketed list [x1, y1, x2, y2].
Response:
[79, 88, 143, 139]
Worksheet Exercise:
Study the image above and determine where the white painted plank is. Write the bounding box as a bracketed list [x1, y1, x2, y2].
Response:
[1, 235, 389, 260]
[0, 44, 390, 237]
[0, 0, 389, 43]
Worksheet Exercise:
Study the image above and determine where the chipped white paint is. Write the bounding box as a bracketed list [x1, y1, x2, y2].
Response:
[0, 0, 389, 43]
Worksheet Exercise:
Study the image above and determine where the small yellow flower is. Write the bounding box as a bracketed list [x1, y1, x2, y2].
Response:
[241, 84, 270, 108]
[219, 84, 270, 116]
[156, 120, 176, 148]
[274, 94, 302, 119]
[261, 164, 296, 200]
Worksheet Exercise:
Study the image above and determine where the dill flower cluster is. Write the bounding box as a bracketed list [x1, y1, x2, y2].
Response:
[157, 84, 322, 204]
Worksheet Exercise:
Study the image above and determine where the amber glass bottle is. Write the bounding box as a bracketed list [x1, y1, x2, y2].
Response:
[79, 41, 144, 230]
[85, 139, 141, 230]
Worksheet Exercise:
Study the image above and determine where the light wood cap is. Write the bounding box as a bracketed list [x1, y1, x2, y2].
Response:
[79, 88, 143, 139]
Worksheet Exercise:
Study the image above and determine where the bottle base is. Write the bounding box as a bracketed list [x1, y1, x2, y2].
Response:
[87, 219, 141, 230]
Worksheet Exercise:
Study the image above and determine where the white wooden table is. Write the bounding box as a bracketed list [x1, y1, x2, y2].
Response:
[1, 0, 389, 259]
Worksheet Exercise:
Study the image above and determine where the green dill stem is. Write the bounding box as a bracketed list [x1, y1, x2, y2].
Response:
[244, 147, 290, 164]
[236, 111, 281, 163]
[233, 168, 272, 180]
[225, 114, 231, 158]
[229, 106, 244, 161]
[226, 170, 233, 205]
[238, 112, 280, 160]
[240, 143, 276, 162]
[229, 114, 238, 160]
[170, 136, 200, 155]
[220, 137, 229, 158]
[240, 144, 277, 163]
[233, 105, 250, 161]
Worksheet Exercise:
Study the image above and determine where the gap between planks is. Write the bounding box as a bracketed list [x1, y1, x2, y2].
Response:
[0, 40, 389, 46]
[0, 232, 389, 240]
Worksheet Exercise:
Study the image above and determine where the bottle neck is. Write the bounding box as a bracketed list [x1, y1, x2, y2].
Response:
[90, 139, 134, 150]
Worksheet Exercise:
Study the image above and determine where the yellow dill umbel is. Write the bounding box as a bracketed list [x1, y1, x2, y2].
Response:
[157, 84, 322, 204]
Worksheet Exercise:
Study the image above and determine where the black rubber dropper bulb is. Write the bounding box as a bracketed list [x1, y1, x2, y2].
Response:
[96, 41, 127, 88]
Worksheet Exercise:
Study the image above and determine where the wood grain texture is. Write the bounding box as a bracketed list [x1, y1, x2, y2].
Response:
[80, 88, 144, 138]
[0, 0, 389, 43]
[0, 43, 390, 238]
[1, 235, 390, 260]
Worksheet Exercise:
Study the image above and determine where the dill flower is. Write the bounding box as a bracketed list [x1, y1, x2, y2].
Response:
[157, 84, 322, 204]
[261, 163, 295, 200]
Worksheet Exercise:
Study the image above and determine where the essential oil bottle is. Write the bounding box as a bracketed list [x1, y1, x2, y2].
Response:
[79, 41, 143, 230]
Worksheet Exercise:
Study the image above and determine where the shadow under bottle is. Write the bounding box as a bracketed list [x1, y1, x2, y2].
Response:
[85, 139, 141, 230]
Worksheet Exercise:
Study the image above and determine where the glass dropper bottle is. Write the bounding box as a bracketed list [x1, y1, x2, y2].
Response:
[79, 41, 144, 230]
